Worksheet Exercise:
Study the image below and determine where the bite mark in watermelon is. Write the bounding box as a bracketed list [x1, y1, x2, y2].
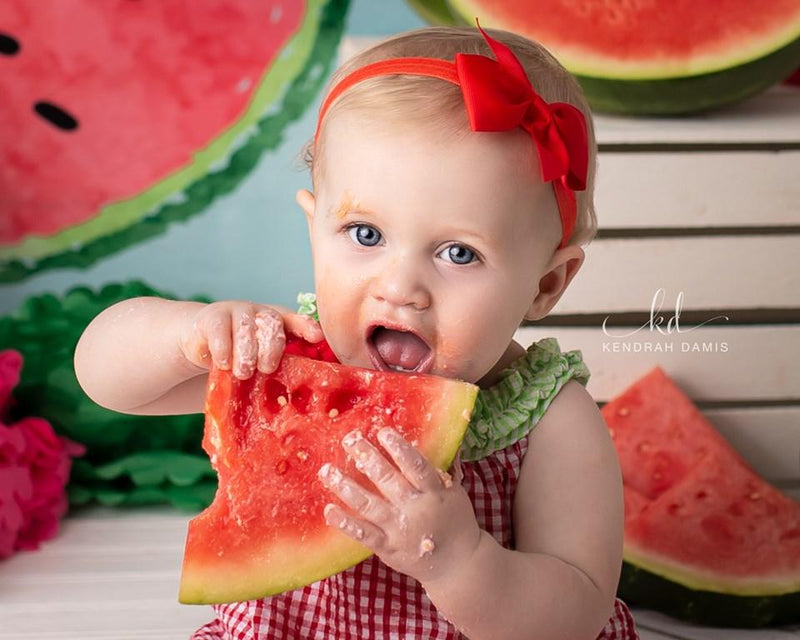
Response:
[424, 0, 800, 114]
[0, 0, 348, 280]
[179, 355, 477, 605]
[602, 367, 800, 627]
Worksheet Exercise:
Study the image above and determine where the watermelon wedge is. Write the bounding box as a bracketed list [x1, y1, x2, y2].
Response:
[179, 356, 477, 605]
[602, 367, 800, 627]
[0, 0, 348, 281]
[416, 0, 800, 114]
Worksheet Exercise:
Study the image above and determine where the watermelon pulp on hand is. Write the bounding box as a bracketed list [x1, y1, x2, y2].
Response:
[179, 355, 477, 605]
[602, 367, 800, 627]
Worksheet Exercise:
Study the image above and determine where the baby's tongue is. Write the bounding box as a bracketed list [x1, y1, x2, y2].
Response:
[372, 328, 428, 370]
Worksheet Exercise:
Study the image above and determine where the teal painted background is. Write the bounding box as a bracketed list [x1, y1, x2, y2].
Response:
[0, 0, 425, 315]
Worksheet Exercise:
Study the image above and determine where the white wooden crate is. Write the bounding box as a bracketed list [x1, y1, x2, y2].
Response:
[1, 40, 798, 639]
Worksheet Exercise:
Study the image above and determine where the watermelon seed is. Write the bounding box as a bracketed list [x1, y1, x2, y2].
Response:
[749, 492, 761, 501]
[276, 459, 289, 475]
[34, 101, 79, 131]
[0, 33, 20, 56]
[296, 450, 309, 462]
[329, 408, 339, 419]
[617, 407, 630, 416]
[277, 396, 287, 407]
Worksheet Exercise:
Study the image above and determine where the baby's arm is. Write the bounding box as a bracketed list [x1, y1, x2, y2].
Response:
[423, 380, 623, 640]
[74, 297, 322, 415]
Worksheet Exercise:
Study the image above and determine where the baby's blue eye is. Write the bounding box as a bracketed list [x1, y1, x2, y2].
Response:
[348, 224, 382, 247]
[439, 244, 476, 265]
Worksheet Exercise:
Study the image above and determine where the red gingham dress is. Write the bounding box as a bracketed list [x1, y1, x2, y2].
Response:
[191, 436, 638, 639]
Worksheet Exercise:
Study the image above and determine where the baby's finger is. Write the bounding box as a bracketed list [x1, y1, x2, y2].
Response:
[451, 452, 464, 486]
[377, 428, 443, 493]
[254, 310, 286, 374]
[318, 463, 395, 526]
[206, 313, 233, 371]
[283, 312, 324, 343]
[323, 503, 386, 549]
[341, 430, 419, 504]
[231, 308, 258, 380]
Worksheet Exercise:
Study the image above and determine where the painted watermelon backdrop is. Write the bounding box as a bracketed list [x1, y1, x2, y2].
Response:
[1, 0, 348, 281]
[0, 0, 353, 509]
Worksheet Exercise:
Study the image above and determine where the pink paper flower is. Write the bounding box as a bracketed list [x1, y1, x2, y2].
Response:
[0, 349, 85, 559]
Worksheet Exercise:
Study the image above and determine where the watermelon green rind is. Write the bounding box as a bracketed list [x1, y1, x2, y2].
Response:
[445, 0, 800, 78]
[602, 366, 800, 627]
[179, 358, 477, 604]
[406, 0, 458, 26]
[620, 562, 800, 628]
[0, 0, 349, 282]
[576, 38, 800, 115]
[440, 0, 800, 114]
[623, 539, 800, 597]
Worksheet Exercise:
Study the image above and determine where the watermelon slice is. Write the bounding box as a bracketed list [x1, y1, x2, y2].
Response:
[416, 0, 800, 114]
[602, 367, 800, 627]
[0, 0, 348, 281]
[179, 355, 477, 604]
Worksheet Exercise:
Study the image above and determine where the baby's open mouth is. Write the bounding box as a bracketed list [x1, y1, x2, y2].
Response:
[367, 326, 434, 374]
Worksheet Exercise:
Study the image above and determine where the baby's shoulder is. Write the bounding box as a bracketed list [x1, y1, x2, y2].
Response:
[460, 337, 591, 462]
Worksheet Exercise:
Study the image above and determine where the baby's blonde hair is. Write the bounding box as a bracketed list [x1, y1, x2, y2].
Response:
[301, 26, 598, 247]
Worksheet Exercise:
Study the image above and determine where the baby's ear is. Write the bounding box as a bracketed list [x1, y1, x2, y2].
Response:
[296, 189, 316, 224]
[524, 246, 585, 322]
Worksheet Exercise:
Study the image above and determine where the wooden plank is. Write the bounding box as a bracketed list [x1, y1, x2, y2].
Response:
[707, 407, 800, 484]
[631, 609, 800, 640]
[556, 236, 800, 313]
[594, 86, 800, 146]
[338, 37, 800, 145]
[595, 152, 800, 229]
[513, 326, 800, 402]
[0, 507, 211, 640]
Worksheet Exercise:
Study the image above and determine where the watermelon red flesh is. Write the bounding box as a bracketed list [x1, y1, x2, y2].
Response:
[447, 0, 800, 78]
[0, 0, 305, 243]
[179, 355, 477, 605]
[602, 367, 800, 595]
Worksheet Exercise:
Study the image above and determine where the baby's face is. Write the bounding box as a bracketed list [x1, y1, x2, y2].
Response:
[302, 112, 562, 385]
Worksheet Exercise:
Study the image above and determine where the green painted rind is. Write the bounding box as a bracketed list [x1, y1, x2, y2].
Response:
[0, 0, 350, 283]
[406, 0, 458, 26]
[577, 37, 800, 115]
[620, 561, 800, 628]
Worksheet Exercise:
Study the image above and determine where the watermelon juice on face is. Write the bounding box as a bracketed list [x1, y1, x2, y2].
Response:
[75, 23, 645, 640]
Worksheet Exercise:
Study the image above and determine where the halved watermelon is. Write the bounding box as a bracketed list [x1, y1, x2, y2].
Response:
[179, 355, 477, 605]
[415, 0, 800, 114]
[602, 367, 800, 627]
[0, 0, 348, 281]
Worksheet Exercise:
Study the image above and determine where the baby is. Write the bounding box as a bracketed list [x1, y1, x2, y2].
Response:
[75, 24, 639, 640]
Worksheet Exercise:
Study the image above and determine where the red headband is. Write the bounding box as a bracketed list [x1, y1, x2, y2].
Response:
[314, 22, 588, 250]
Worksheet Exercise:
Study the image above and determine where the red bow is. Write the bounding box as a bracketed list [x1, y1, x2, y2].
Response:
[455, 24, 588, 191]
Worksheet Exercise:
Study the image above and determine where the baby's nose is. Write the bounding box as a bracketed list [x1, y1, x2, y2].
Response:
[370, 258, 431, 310]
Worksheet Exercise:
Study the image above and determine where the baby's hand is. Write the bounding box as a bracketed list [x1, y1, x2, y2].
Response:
[180, 301, 323, 379]
[318, 428, 482, 586]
